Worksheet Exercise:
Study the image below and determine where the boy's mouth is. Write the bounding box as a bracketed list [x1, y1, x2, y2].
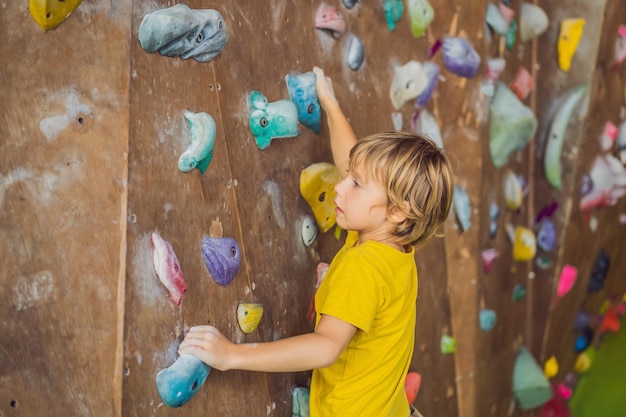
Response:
[334, 200, 344, 215]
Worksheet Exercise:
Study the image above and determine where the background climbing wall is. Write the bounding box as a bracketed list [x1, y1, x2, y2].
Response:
[0, 2, 131, 417]
[2, 1, 626, 417]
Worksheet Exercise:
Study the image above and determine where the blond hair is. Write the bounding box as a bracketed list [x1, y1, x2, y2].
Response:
[348, 131, 454, 247]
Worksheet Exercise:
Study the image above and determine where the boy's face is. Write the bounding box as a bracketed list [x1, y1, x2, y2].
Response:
[333, 162, 394, 242]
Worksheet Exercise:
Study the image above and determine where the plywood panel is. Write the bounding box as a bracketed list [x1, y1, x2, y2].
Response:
[536, 0, 626, 387]
[0, 2, 131, 417]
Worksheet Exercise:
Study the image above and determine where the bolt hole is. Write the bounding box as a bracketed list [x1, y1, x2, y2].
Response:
[10, 400, 17, 408]
[123, 367, 130, 376]
[217, 83, 221, 91]
[209, 84, 214, 91]
[78, 117, 84, 124]
[268, 215, 272, 221]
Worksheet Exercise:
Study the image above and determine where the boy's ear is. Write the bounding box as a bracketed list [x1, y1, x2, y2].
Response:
[387, 201, 409, 224]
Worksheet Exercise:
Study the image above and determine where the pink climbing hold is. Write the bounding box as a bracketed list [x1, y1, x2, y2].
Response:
[557, 264, 577, 298]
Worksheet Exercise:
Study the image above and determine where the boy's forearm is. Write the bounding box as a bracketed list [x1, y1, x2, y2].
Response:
[324, 101, 357, 177]
[228, 332, 339, 372]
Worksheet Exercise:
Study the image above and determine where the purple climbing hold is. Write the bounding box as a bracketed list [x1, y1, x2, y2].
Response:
[201, 236, 241, 287]
[442, 37, 481, 78]
[536, 219, 556, 252]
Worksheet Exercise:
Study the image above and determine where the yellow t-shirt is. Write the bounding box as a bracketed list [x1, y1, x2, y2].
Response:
[310, 231, 418, 417]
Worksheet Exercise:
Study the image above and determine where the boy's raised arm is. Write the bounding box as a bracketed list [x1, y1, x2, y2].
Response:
[313, 67, 357, 177]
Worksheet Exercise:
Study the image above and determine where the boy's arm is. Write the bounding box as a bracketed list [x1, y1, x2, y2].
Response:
[178, 314, 356, 372]
[313, 67, 357, 177]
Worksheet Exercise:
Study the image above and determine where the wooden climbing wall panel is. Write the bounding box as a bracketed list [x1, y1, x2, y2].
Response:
[0, 2, 131, 417]
[536, 0, 626, 401]
[123, 1, 461, 415]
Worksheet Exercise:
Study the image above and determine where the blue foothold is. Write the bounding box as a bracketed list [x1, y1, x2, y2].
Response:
[479, 309, 497, 331]
[156, 354, 211, 408]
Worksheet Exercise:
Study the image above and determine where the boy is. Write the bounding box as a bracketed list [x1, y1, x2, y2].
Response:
[179, 67, 454, 416]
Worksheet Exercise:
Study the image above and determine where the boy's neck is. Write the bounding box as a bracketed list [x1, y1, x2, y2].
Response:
[357, 233, 406, 253]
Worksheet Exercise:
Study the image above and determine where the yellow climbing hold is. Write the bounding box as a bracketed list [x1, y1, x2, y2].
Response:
[237, 303, 264, 334]
[544, 355, 559, 378]
[574, 349, 594, 373]
[300, 163, 342, 233]
[513, 226, 537, 262]
[30, 0, 83, 31]
[558, 18, 585, 72]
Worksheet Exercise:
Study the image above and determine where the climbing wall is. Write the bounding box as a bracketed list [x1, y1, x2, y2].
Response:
[122, 0, 461, 415]
[3, 0, 626, 417]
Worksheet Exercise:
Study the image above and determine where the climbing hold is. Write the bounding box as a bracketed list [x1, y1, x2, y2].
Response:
[489, 82, 538, 168]
[544, 84, 588, 189]
[442, 37, 481, 78]
[574, 327, 593, 352]
[557, 265, 577, 298]
[540, 383, 571, 417]
[544, 356, 559, 379]
[588, 250, 610, 293]
[412, 109, 443, 149]
[599, 306, 620, 333]
[489, 202, 500, 239]
[598, 121, 618, 152]
[479, 309, 497, 331]
[383, 0, 404, 32]
[249, 90, 299, 150]
[415, 62, 440, 108]
[536, 219, 556, 252]
[481, 249, 500, 274]
[519, 2, 549, 42]
[178, 111, 216, 174]
[405, 372, 422, 404]
[574, 347, 595, 373]
[300, 163, 342, 233]
[452, 185, 471, 232]
[611, 25, 626, 71]
[579, 154, 626, 211]
[485, 58, 507, 83]
[151, 232, 187, 305]
[407, 0, 434, 37]
[485, 3, 510, 35]
[504, 170, 523, 211]
[342, 0, 360, 9]
[345, 34, 365, 71]
[440, 334, 457, 354]
[511, 67, 534, 101]
[513, 347, 553, 410]
[30, 0, 83, 31]
[301, 216, 319, 247]
[201, 236, 241, 287]
[573, 309, 592, 331]
[314, 4, 346, 38]
[138, 4, 228, 62]
[513, 284, 527, 301]
[513, 227, 537, 262]
[156, 354, 211, 408]
[292, 387, 310, 417]
[558, 19, 585, 72]
[286, 71, 321, 134]
[505, 18, 517, 50]
[237, 303, 264, 334]
[390, 61, 429, 110]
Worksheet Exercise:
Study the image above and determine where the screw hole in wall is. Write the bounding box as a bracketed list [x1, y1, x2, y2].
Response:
[10, 400, 18, 408]
[78, 117, 84, 124]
